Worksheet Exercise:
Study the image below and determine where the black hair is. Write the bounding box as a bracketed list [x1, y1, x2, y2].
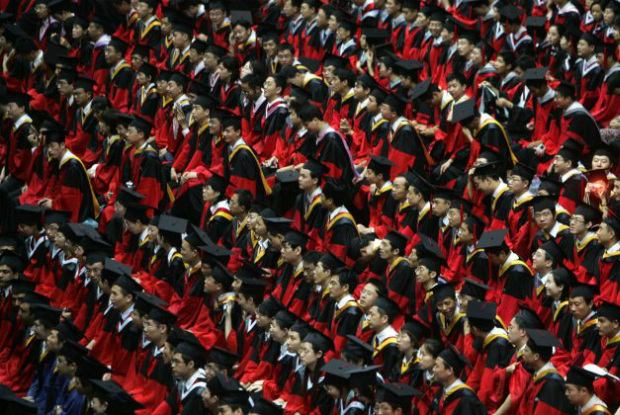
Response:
[526, 337, 553, 362]
[179, 351, 206, 369]
[233, 189, 253, 212]
[333, 68, 356, 88]
[232, 19, 252, 30]
[303, 250, 323, 265]
[446, 72, 467, 86]
[422, 338, 443, 358]
[515, 55, 536, 72]
[241, 74, 263, 90]
[498, 51, 516, 69]
[272, 74, 288, 92]
[278, 43, 296, 55]
[298, 105, 323, 122]
[334, 270, 357, 292]
[219, 56, 240, 81]
[249, 60, 267, 81]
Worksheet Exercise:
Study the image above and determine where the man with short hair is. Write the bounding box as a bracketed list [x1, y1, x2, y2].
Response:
[565, 366, 611, 415]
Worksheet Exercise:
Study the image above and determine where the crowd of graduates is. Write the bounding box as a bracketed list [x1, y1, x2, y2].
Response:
[7, 0, 620, 414]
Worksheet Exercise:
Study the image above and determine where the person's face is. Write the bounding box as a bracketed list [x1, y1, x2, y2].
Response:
[202, 184, 220, 203]
[397, 330, 414, 352]
[554, 93, 572, 110]
[73, 87, 91, 107]
[470, 47, 483, 66]
[110, 285, 131, 310]
[172, 31, 189, 48]
[569, 214, 589, 236]
[380, 103, 397, 121]
[418, 345, 436, 371]
[391, 177, 408, 201]
[492, 56, 509, 75]
[104, 45, 122, 65]
[591, 4, 604, 21]
[286, 330, 303, 353]
[34, 3, 49, 19]
[592, 154, 611, 170]
[598, 222, 617, 245]
[354, 81, 369, 100]
[328, 275, 347, 299]
[254, 217, 267, 237]
[298, 168, 317, 191]
[313, 261, 330, 285]
[565, 384, 588, 406]
[507, 174, 528, 194]
[277, 49, 294, 67]
[507, 317, 524, 344]
[531, 248, 551, 272]
[181, 239, 198, 263]
[367, 305, 387, 329]
[429, 20, 443, 38]
[520, 343, 538, 366]
[368, 95, 380, 113]
[545, 273, 564, 299]
[144, 318, 165, 343]
[204, 52, 219, 70]
[534, 209, 555, 232]
[263, 76, 281, 99]
[303, 118, 321, 134]
[569, 296, 592, 320]
[57, 79, 73, 96]
[256, 310, 272, 329]
[447, 80, 466, 100]
[379, 239, 397, 260]
[553, 154, 573, 175]
[136, 1, 153, 18]
[0, 264, 17, 286]
[209, 7, 225, 26]
[605, 6, 616, 24]
[233, 24, 250, 43]
[359, 283, 380, 310]
[547, 25, 560, 45]
[86, 262, 103, 284]
[263, 39, 278, 57]
[447, 208, 462, 229]
[269, 320, 288, 342]
[598, 315, 620, 337]
[415, 265, 434, 285]
[303, 261, 316, 282]
[432, 357, 452, 384]
[299, 341, 320, 366]
[222, 126, 240, 144]
[280, 242, 300, 263]
[56, 355, 73, 376]
[457, 39, 474, 58]
[577, 39, 594, 59]
[90, 397, 108, 415]
[47, 142, 64, 160]
[336, 26, 351, 42]
[33, 319, 48, 340]
[229, 194, 243, 217]
[437, 297, 457, 318]
[432, 198, 450, 217]
[171, 352, 192, 379]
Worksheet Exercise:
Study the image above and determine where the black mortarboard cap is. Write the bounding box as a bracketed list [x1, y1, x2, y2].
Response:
[532, 195, 557, 213]
[574, 202, 603, 225]
[525, 16, 547, 28]
[384, 229, 408, 254]
[283, 229, 309, 249]
[158, 214, 188, 235]
[59, 339, 89, 363]
[208, 347, 239, 369]
[379, 382, 421, 407]
[185, 224, 212, 248]
[257, 295, 283, 318]
[323, 53, 349, 70]
[302, 158, 329, 178]
[55, 320, 84, 342]
[461, 278, 490, 300]
[11, 279, 38, 295]
[466, 300, 497, 329]
[521, 66, 547, 82]
[570, 282, 598, 300]
[0, 251, 24, 273]
[438, 344, 471, 374]
[556, 81, 576, 99]
[598, 300, 620, 322]
[368, 154, 396, 175]
[430, 282, 457, 302]
[44, 209, 71, 226]
[148, 304, 176, 325]
[0, 385, 37, 415]
[384, 93, 407, 115]
[410, 79, 432, 100]
[538, 175, 562, 196]
[108, 36, 129, 54]
[566, 366, 596, 388]
[409, 172, 433, 199]
[477, 229, 508, 250]
[250, 397, 284, 415]
[135, 291, 167, 315]
[557, 139, 583, 164]
[373, 296, 400, 321]
[526, 328, 562, 352]
[511, 162, 536, 182]
[30, 304, 62, 325]
[362, 27, 390, 46]
[451, 98, 477, 123]
[113, 275, 143, 295]
[319, 252, 347, 273]
[16, 205, 44, 227]
[344, 335, 375, 363]
[76, 355, 110, 380]
[230, 9, 253, 24]
[74, 75, 96, 93]
[499, 5, 523, 22]
[303, 326, 334, 352]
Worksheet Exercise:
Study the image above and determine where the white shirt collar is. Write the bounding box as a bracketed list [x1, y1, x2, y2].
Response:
[231, 137, 245, 151]
[492, 180, 508, 199]
[581, 395, 607, 413]
[391, 116, 407, 132]
[14, 113, 32, 130]
[607, 241, 620, 254]
[375, 325, 397, 344]
[444, 378, 464, 394]
[534, 361, 555, 377]
[167, 247, 178, 264]
[328, 206, 347, 221]
[336, 294, 355, 309]
[561, 168, 581, 183]
[139, 228, 149, 244]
